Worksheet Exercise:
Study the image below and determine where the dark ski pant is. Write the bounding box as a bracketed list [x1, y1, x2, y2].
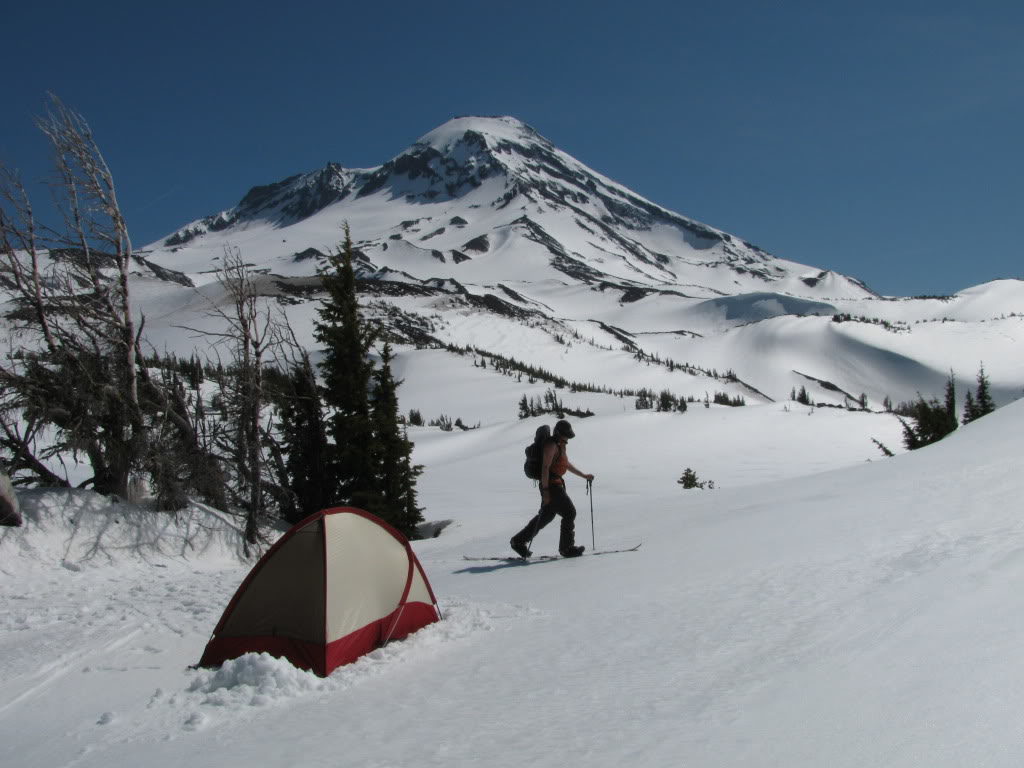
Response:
[513, 483, 576, 552]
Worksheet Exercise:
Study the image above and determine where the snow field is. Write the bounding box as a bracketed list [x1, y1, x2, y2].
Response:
[4, 399, 1024, 765]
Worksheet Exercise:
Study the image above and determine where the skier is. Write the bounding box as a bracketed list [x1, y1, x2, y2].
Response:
[511, 419, 594, 558]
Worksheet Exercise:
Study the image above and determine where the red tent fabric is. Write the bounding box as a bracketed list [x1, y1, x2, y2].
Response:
[199, 507, 441, 677]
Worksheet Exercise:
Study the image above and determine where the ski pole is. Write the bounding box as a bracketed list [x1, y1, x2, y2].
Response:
[589, 479, 596, 550]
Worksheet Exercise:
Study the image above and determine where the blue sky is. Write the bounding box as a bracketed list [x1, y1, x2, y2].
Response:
[4, 1, 1022, 297]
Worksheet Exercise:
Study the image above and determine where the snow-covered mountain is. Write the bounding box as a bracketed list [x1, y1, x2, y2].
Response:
[152, 115, 874, 298]
[135, 115, 1024, 412]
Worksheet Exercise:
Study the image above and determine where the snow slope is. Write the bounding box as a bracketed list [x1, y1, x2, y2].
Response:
[3, 397, 1024, 767]
[128, 115, 1024, 408]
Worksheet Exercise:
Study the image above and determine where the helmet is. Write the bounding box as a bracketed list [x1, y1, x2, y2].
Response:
[553, 420, 575, 439]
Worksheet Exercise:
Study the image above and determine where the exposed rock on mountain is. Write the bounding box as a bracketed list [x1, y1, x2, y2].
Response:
[140, 116, 1024, 409]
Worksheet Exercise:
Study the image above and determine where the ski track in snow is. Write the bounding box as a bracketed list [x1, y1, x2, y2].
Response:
[5, 404, 1024, 766]
[5, 467, 1024, 767]
[1, 546, 524, 766]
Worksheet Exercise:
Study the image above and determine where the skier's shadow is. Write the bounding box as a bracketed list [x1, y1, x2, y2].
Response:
[454, 558, 561, 575]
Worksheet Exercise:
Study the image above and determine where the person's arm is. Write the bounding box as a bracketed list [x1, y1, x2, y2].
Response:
[565, 458, 594, 482]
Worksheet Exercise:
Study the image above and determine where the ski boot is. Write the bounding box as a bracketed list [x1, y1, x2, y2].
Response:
[510, 538, 532, 558]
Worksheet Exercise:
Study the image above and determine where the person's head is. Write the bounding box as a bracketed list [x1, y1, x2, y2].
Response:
[553, 420, 575, 444]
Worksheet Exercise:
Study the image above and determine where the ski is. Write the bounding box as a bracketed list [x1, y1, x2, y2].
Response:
[463, 543, 641, 562]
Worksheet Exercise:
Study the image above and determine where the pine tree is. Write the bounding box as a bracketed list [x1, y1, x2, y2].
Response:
[962, 390, 977, 426]
[796, 385, 811, 405]
[518, 395, 530, 419]
[900, 372, 958, 450]
[677, 467, 713, 490]
[276, 351, 332, 523]
[398, 434, 424, 535]
[314, 226, 378, 507]
[943, 372, 958, 433]
[678, 468, 700, 489]
[974, 363, 995, 418]
[657, 390, 676, 412]
[962, 363, 996, 424]
[370, 344, 424, 537]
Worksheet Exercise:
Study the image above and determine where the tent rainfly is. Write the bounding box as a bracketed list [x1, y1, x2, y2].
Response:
[199, 507, 441, 677]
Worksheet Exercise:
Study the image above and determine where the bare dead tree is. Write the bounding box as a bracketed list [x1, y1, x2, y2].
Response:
[42, 96, 145, 435]
[140, 362, 228, 512]
[178, 247, 291, 551]
[0, 172, 56, 352]
[0, 95, 146, 496]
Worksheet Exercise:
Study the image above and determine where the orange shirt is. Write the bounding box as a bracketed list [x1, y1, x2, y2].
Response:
[547, 443, 568, 484]
[550, 447, 568, 476]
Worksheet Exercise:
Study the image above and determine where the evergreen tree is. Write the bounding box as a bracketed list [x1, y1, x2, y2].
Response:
[369, 344, 423, 537]
[678, 468, 700, 489]
[974, 363, 995, 418]
[398, 433, 424, 534]
[962, 363, 996, 424]
[314, 226, 378, 507]
[276, 351, 332, 524]
[962, 390, 977, 426]
[943, 372, 957, 430]
[657, 390, 676, 412]
[900, 372, 958, 450]
[518, 394, 530, 419]
[677, 467, 714, 490]
[796, 386, 811, 405]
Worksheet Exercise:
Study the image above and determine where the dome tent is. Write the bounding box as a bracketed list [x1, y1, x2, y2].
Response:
[199, 507, 441, 677]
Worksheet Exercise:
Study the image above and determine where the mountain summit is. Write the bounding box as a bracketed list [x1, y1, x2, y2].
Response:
[133, 115, 1024, 412]
[153, 115, 873, 300]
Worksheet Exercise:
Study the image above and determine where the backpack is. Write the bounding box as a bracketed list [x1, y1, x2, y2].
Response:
[523, 425, 551, 480]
